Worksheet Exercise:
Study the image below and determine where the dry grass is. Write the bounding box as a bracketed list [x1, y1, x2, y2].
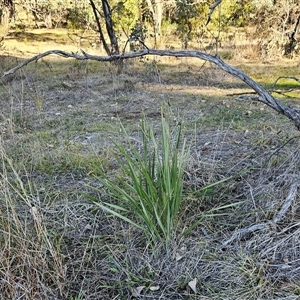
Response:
[0, 29, 299, 299]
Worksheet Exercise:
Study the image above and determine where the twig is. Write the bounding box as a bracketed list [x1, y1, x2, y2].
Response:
[236, 95, 260, 101]
[222, 183, 299, 246]
[270, 76, 300, 93]
[272, 182, 298, 224]
[222, 224, 266, 246]
[264, 136, 300, 166]
[272, 89, 300, 98]
[227, 91, 257, 97]
[229, 88, 299, 98]
[122, 37, 149, 55]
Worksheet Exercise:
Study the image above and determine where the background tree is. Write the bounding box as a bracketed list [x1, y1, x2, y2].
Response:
[252, 0, 300, 57]
[217, 0, 254, 28]
[89, 0, 119, 55]
[173, 0, 208, 49]
[0, 0, 298, 59]
[1, 0, 14, 28]
[112, 0, 139, 38]
[144, 0, 164, 47]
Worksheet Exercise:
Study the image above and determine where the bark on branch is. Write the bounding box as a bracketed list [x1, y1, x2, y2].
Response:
[2, 48, 300, 129]
[206, 0, 222, 25]
[89, 0, 110, 56]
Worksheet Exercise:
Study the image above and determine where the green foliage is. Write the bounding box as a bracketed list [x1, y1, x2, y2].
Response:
[112, 0, 140, 35]
[66, 7, 90, 29]
[66, 3, 93, 30]
[217, 0, 255, 27]
[128, 22, 148, 51]
[174, 0, 208, 48]
[87, 109, 189, 243]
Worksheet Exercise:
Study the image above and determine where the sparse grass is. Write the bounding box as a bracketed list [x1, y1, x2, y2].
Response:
[0, 31, 299, 299]
[0, 142, 67, 299]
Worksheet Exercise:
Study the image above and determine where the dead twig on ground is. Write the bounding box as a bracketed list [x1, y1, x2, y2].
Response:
[222, 182, 299, 246]
[270, 76, 300, 93]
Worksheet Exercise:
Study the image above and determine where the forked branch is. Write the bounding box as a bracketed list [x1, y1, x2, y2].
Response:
[2, 48, 300, 129]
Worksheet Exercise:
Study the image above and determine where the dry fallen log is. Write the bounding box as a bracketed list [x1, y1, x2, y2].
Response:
[2, 48, 300, 129]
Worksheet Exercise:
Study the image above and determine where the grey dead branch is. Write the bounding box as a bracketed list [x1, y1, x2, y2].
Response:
[2, 48, 300, 129]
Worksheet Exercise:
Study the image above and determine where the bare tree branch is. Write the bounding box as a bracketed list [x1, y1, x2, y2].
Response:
[270, 76, 300, 93]
[101, 0, 119, 55]
[206, 0, 222, 25]
[2, 48, 300, 129]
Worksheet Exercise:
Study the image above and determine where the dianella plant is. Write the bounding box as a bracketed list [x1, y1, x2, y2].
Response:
[88, 108, 189, 243]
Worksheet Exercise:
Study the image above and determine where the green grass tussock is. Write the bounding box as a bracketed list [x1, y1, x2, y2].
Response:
[87, 109, 189, 243]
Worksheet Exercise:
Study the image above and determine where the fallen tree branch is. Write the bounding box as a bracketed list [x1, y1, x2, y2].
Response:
[222, 224, 266, 246]
[227, 91, 257, 97]
[270, 76, 300, 93]
[229, 88, 299, 98]
[272, 89, 300, 98]
[2, 48, 300, 129]
[222, 182, 299, 246]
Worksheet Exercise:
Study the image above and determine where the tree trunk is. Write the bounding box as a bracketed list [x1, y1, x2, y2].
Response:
[154, 0, 163, 46]
[44, 11, 52, 29]
[1, 6, 9, 27]
[89, 0, 119, 56]
[1, 0, 14, 28]
[101, 0, 119, 55]
[145, 0, 163, 48]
